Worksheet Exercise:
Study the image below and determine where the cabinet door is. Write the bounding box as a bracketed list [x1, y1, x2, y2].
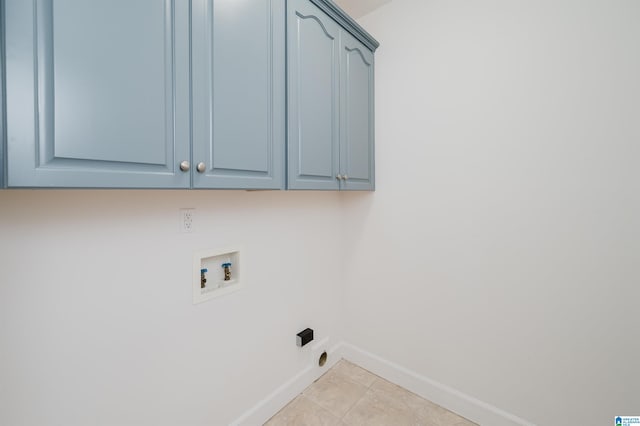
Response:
[287, 0, 341, 190]
[192, 0, 285, 189]
[4, 0, 190, 188]
[339, 30, 375, 191]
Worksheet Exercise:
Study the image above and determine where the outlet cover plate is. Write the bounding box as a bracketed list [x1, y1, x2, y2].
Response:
[180, 208, 195, 233]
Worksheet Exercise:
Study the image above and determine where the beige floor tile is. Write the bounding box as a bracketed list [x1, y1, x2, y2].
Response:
[366, 378, 478, 426]
[303, 369, 369, 418]
[370, 378, 440, 412]
[421, 408, 478, 426]
[342, 387, 418, 426]
[330, 360, 378, 388]
[265, 395, 341, 426]
[269, 361, 477, 426]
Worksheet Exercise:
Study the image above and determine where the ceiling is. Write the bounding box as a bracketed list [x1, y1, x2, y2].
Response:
[333, 0, 392, 19]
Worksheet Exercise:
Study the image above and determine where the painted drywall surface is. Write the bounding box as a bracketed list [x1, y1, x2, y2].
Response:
[343, 0, 640, 425]
[0, 190, 344, 425]
[333, 0, 392, 19]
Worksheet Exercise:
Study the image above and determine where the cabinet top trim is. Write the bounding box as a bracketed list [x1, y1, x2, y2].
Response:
[309, 0, 380, 51]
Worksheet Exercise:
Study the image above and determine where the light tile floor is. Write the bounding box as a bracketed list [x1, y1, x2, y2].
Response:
[265, 360, 478, 426]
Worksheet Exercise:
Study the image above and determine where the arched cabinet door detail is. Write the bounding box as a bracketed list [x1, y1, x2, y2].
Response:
[287, 0, 341, 190]
[4, 0, 191, 188]
[340, 30, 375, 191]
[287, 0, 377, 191]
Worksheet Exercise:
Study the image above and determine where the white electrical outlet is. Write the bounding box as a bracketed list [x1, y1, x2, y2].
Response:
[180, 208, 195, 233]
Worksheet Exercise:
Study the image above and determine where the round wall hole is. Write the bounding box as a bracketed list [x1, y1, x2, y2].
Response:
[318, 351, 328, 367]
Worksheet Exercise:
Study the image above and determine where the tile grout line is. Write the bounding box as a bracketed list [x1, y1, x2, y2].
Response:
[337, 392, 363, 423]
[339, 386, 375, 423]
[301, 394, 342, 424]
[335, 362, 381, 423]
[301, 360, 371, 423]
[305, 359, 375, 423]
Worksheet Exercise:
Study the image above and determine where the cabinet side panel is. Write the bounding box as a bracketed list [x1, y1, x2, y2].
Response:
[0, 0, 5, 188]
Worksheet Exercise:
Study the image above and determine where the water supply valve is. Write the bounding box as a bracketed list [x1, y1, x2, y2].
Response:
[221, 262, 232, 281]
[200, 268, 208, 288]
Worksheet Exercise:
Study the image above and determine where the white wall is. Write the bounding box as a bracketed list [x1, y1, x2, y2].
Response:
[334, 0, 392, 19]
[0, 190, 344, 425]
[2, 2, 640, 425]
[344, 1, 640, 425]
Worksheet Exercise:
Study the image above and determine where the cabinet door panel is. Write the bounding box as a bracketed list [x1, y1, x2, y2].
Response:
[5, 0, 190, 188]
[53, 1, 166, 164]
[287, 0, 340, 190]
[340, 31, 375, 191]
[192, 0, 285, 189]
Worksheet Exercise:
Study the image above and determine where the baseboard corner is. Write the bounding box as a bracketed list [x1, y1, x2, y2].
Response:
[340, 343, 536, 426]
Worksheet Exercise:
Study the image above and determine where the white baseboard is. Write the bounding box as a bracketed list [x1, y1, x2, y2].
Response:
[230, 341, 535, 426]
[230, 341, 343, 426]
[340, 343, 536, 426]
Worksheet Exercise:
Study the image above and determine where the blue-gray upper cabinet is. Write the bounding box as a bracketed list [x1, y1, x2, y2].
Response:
[287, 0, 378, 191]
[191, 0, 285, 189]
[4, 0, 191, 188]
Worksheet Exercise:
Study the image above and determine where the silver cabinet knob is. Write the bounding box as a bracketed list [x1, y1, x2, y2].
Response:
[196, 162, 206, 173]
[179, 161, 190, 172]
[343, 175, 348, 180]
[336, 174, 343, 180]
